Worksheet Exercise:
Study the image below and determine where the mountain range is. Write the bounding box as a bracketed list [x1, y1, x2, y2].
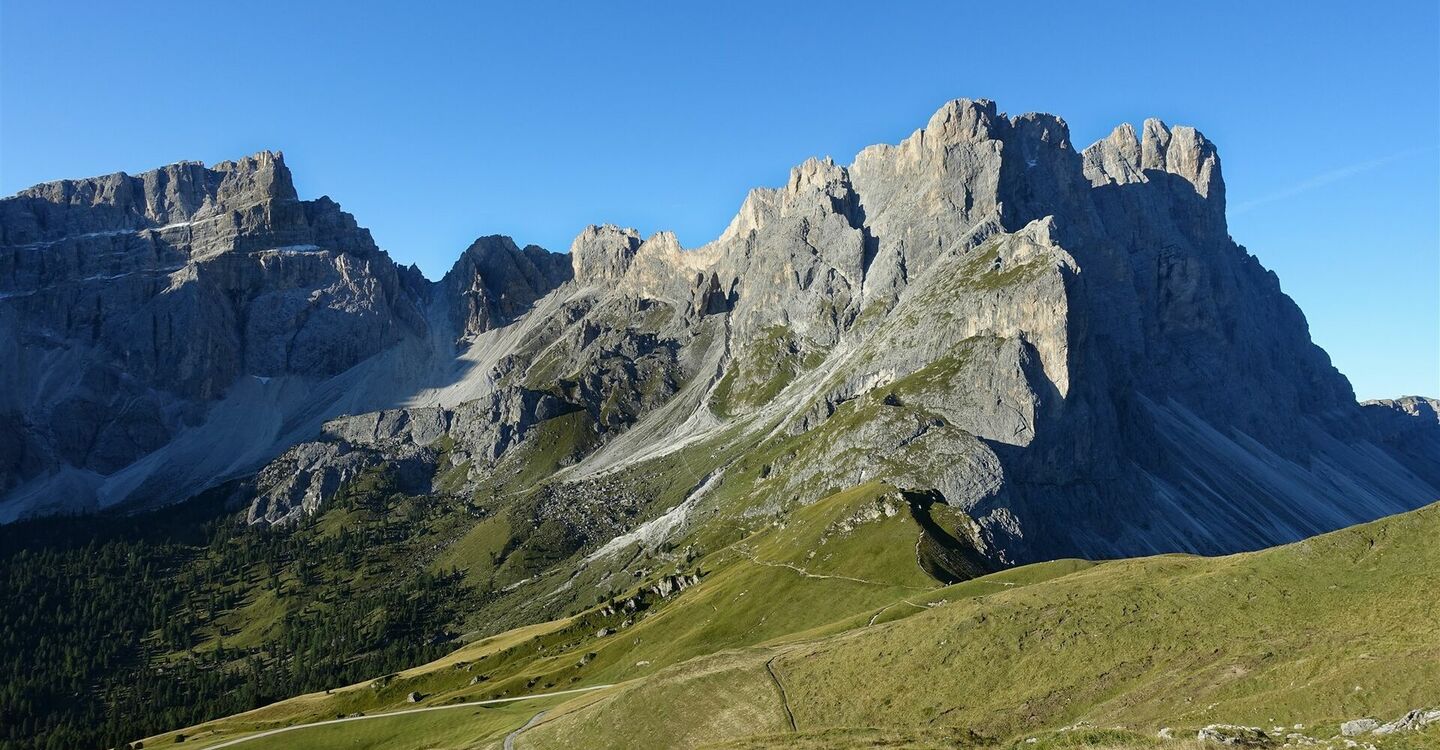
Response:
[2, 98, 1439, 749]
[3, 99, 1434, 562]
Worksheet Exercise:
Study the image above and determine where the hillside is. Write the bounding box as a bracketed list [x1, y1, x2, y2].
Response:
[145, 501, 1440, 749]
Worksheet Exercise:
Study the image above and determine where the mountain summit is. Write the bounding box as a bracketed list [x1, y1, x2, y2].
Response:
[1, 99, 1435, 568]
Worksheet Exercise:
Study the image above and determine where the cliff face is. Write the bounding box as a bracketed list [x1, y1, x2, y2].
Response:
[0, 153, 417, 509]
[2, 101, 1436, 567]
[0, 153, 563, 517]
[440, 235, 573, 345]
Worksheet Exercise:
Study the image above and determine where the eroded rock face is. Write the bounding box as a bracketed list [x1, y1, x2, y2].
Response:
[571, 225, 642, 285]
[245, 386, 582, 525]
[1, 153, 427, 399]
[0, 153, 431, 509]
[441, 235, 572, 345]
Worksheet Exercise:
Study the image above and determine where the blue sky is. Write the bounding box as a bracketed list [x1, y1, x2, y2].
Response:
[1, 1, 1436, 399]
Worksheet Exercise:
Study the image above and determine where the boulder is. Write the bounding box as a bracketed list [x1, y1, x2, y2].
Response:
[1196, 724, 1270, 746]
[1341, 718, 1379, 736]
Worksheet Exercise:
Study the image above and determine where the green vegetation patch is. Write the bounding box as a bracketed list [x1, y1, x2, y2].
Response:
[711, 325, 822, 417]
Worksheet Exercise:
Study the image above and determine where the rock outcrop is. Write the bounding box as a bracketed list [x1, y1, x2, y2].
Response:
[441, 235, 571, 344]
[1196, 724, 1270, 746]
[570, 225, 642, 284]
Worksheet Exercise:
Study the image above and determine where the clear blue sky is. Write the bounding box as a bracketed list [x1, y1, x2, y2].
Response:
[2, 1, 1436, 400]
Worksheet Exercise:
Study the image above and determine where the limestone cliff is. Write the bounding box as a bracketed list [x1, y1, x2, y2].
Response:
[3, 101, 1436, 570]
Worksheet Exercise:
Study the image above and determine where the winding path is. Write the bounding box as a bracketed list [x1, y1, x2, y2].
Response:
[201, 684, 613, 748]
[763, 656, 798, 733]
[503, 709, 549, 750]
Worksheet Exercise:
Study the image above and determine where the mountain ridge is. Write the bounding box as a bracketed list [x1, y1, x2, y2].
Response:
[4, 97, 1439, 750]
[1, 99, 1435, 570]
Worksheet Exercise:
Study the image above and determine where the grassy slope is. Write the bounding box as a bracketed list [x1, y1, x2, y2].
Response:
[194, 702, 545, 750]
[520, 503, 1440, 749]
[140, 618, 574, 747]
[143, 483, 964, 745]
[154, 501, 1440, 750]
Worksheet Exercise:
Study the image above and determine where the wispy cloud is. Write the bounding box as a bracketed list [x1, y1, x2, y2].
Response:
[1230, 146, 1438, 214]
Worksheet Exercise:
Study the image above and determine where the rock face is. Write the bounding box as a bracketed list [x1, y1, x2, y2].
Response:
[570, 225, 642, 284]
[441, 235, 571, 344]
[3, 99, 1438, 571]
[0, 153, 432, 516]
[0, 153, 564, 519]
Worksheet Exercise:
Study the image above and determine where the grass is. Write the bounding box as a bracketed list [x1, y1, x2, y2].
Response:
[144, 482, 965, 746]
[152, 481, 1440, 750]
[519, 503, 1440, 748]
[501, 410, 598, 491]
[141, 619, 579, 747]
[711, 325, 819, 417]
[170, 699, 554, 750]
[230, 704, 535, 750]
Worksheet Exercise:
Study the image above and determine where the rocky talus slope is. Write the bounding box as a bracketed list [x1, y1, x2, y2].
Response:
[2, 100, 1437, 571]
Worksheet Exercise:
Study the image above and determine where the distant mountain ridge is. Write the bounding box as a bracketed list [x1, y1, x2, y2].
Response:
[1, 100, 1436, 569]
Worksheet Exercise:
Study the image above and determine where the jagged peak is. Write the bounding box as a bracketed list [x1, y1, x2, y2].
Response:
[209, 149, 287, 176]
[1082, 118, 1224, 202]
[1363, 395, 1440, 422]
[854, 99, 1082, 177]
[786, 156, 846, 192]
[440, 233, 570, 340]
[454, 231, 563, 261]
[638, 230, 683, 257]
[923, 98, 1003, 146]
[33, 149, 295, 204]
[457, 233, 522, 259]
[570, 224, 643, 283]
[569, 223, 642, 255]
[1007, 112, 1074, 152]
[443, 234, 551, 284]
[715, 187, 780, 245]
[1, 149, 301, 245]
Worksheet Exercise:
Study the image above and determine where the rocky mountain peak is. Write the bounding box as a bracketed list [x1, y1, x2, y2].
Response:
[1140, 119, 1223, 201]
[3, 99, 1435, 582]
[1, 149, 298, 246]
[1366, 395, 1440, 423]
[1082, 119, 1224, 202]
[640, 230, 683, 255]
[0, 150, 430, 512]
[1082, 123, 1146, 187]
[715, 188, 777, 244]
[922, 98, 1003, 147]
[441, 235, 572, 342]
[785, 156, 847, 194]
[570, 224, 642, 283]
[205, 149, 297, 204]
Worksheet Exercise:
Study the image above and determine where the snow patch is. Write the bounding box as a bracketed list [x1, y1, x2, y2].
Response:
[258, 245, 324, 255]
[80, 265, 185, 283]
